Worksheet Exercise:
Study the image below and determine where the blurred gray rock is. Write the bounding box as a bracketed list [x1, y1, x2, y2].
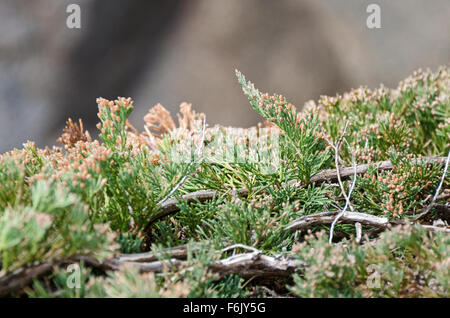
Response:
[0, 0, 449, 152]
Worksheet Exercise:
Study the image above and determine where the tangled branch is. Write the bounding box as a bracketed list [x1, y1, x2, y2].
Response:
[146, 156, 448, 228]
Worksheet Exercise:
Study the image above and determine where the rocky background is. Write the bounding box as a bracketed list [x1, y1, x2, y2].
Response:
[0, 0, 449, 152]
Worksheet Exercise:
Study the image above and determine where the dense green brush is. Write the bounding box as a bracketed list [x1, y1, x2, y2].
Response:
[0, 66, 448, 297]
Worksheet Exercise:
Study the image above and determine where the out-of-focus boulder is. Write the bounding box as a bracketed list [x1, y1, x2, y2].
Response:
[0, 0, 449, 152]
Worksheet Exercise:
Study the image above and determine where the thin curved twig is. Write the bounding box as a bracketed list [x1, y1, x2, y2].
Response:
[432, 150, 450, 203]
[220, 244, 261, 255]
[411, 150, 450, 221]
[322, 121, 354, 212]
[329, 140, 357, 243]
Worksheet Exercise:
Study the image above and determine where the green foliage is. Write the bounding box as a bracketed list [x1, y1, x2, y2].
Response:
[0, 157, 29, 210]
[87, 266, 163, 298]
[316, 66, 449, 161]
[236, 70, 331, 184]
[0, 181, 116, 273]
[0, 66, 448, 297]
[115, 233, 142, 254]
[353, 154, 446, 217]
[201, 198, 294, 251]
[96, 97, 134, 151]
[291, 225, 449, 297]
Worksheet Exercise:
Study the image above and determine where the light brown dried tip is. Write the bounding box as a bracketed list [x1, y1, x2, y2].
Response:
[143, 103, 176, 137]
[57, 118, 92, 148]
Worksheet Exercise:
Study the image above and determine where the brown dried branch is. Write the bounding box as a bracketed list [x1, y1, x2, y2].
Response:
[285, 209, 450, 237]
[208, 253, 304, 279]
[116, 244, 193, 263]
[0, 256, 119, 297]
[120, 259, 184, 273]
[114, 252, 304, 280]
[412, 203, 450, 221]
[0, 261, 55, 297]
[420, 224, 450, 233]
[149, 188, 248, 225]
[177, 102, 200, 131]
[57, 118, 91, 148]
[296, 156, 447, 186]
[143, 103, 176, 136]
[115, 243, 303, 279]
[113, 242, 304, 279]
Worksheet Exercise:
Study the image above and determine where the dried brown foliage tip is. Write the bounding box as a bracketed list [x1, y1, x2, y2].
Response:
[143, 102, 204, 138]
[143, 103, 176, 137]
[57, 118, 91, 148]
[177, 102, 203, 131]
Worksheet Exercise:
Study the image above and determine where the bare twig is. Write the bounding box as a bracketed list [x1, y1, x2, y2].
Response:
[221, 244, 260, 255]
[208, 253, 304, 279]
[116, 249, 304, 279]
[118, 242, 260, 264]
[149, 190, 219, 225]
[436, 192, 450, 201]
[298, 156, 447, 185]
[355, 222, 362, 244]
[329, 140, 357, 243]
[121, 259, 184, 273]
[258, 286, 286, 298]
[286, 209, 450, 237]
[115, 243, 301, 279]
[148, 188, 250, 226]
[420, 225, 450, 233]
[285, 211, 389, 232]
[117, 244, 191, 263]
[412, 203, 450, 221]
[431, 150, 450, 204]
[322, 121, 354, 212]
